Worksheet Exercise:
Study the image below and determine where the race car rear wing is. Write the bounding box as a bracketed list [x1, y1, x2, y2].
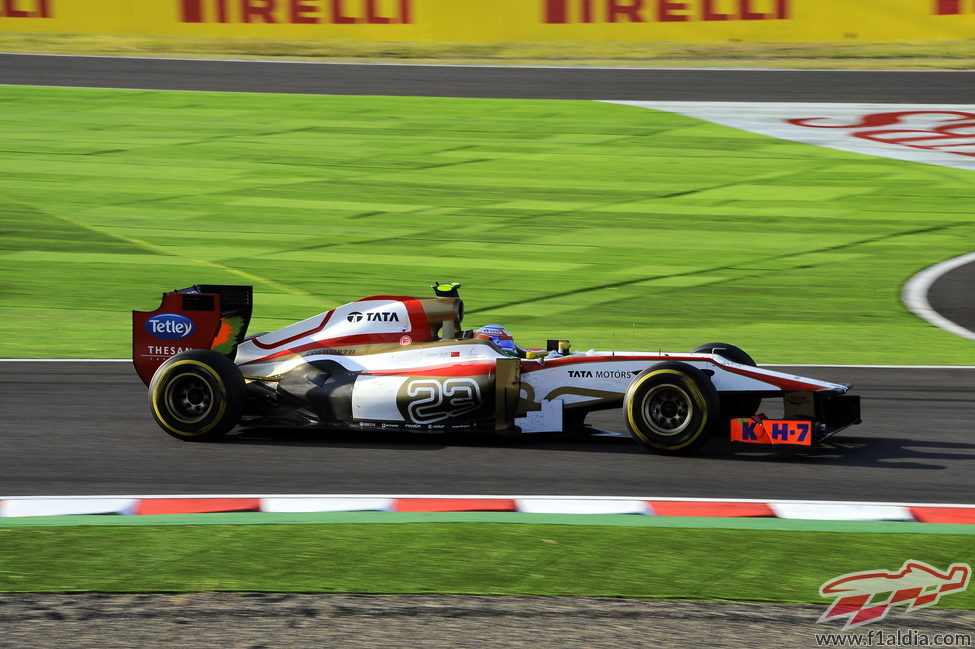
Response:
[132, 285, 253, 386]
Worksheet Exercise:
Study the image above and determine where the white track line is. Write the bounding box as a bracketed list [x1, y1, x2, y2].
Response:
[903, 252, 975, 343]
[764, 364, 975, 369]
[0, 359, 130, 362]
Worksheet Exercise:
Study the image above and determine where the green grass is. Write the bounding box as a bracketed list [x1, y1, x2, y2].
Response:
[1, 521, 973, 605]
[1, 84, 973, 604]
[4, 33, 975, 69]
[2, 85, 974, 363]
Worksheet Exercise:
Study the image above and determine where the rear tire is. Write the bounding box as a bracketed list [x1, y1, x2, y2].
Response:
[691, 342, 762, 419]
[148, 349, 245, 441]
[624, 362, 719, 455]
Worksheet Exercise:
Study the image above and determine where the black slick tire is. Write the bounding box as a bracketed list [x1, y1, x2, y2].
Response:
[691, 342, 762, 419]
[624, 362, 719, 455]
[148, 349, 245, 441]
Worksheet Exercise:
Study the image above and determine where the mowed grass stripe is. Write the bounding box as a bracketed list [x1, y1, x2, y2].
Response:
[1, 522, 973, 607]
[1, 86, 973, 363]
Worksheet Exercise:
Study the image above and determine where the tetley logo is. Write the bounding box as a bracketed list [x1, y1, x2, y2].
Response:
[146, 313, 196, 340]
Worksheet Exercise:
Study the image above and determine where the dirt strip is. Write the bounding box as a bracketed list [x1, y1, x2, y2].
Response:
[1, 594, 973, 648]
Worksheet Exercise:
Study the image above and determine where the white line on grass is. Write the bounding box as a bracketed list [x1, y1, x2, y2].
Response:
[902, 252, 975, 343]
[0, 359, 130, 362]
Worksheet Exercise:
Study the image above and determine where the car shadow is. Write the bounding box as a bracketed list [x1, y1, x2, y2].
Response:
[225, 425, 974, 471]
[696, 435, 975, 470]
[227, 426, 641, 453]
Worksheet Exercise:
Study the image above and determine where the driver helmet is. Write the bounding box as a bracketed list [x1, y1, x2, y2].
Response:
[473, 324, 517, 356]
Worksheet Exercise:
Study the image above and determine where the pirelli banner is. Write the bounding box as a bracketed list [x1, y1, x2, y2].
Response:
[1, 0, 974, 43]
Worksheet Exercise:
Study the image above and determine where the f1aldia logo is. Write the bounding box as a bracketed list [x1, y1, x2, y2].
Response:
[146, 314, 195, 341]
[817, 560, 971, 630]
[347, 311, 400, 323]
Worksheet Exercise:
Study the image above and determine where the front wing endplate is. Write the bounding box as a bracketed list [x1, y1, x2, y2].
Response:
[731, 418, 813, 446]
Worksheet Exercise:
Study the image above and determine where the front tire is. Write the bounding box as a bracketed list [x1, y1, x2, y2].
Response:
[624, 362, 719, 455]
[148, 349, 245, 442]
[691, 342, 762, 419]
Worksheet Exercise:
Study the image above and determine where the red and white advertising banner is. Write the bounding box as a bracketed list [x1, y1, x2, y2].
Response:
[609, 101, 975, 172]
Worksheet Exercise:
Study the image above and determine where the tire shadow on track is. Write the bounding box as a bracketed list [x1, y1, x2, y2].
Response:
[224, 424, 975, 472]
[703, 435, 975, 470]
[228, 426, 642, 454]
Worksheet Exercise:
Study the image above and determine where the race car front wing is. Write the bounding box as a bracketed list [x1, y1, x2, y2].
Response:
[731, 389, 861, 447]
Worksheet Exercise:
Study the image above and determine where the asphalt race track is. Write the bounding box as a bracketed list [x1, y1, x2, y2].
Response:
[1, 57, 973, 503]
[2, 53, 975, 102]
[0, 361, 972, 501]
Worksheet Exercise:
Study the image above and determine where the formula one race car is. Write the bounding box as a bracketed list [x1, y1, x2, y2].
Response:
[133, 283, 861, 455]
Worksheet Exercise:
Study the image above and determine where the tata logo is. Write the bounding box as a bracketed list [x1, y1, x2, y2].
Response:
[347, 311, 400, 323]
[146, 314, 195, 341]
[568, 369, 638, 379]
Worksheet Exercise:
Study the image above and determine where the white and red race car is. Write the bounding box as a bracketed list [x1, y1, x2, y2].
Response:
[133, 283, 861, 455]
